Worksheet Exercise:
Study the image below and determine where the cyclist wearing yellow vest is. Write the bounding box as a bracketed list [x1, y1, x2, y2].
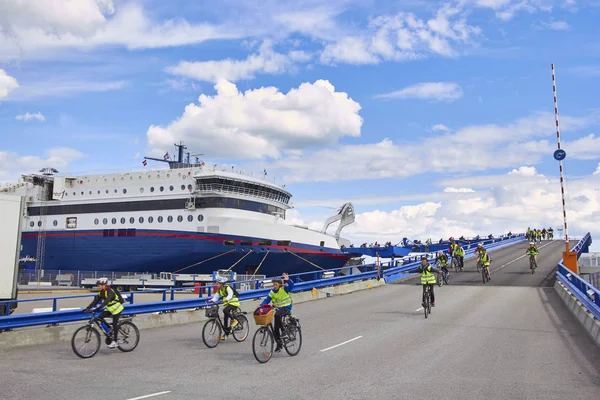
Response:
[83, 277, 124, 348]
[260, 272, 294, 352]
[209, 277, 241, 340]
[480, 248, 492, 280]
[418, 256, 440, 307]
[455, 244, 465, 270]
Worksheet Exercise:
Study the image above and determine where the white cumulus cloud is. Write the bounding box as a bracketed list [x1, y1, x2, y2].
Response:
[432, 124, 452, 132]
[468, 0, 553, 20]
[0, 69, 19, 98]
[15, 112, 45, 122]
[264, 110, 597, 183]
[0, 0, 241, 61]
[0, 147, 85, 183]
[167, 41, 311, 83]
[320, 4, 481, 65]
[291, 166, 600, 245]
[375, 82, 463, 102]
[146, 79, 363, 159]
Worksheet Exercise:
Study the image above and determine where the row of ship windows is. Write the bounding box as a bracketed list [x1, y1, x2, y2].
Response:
[64, 184, 194, 197]
[29, 214, 204, 228]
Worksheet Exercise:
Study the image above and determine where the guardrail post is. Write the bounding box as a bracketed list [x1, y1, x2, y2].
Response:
[170, 288, 175, 301]
[162, 291, 166, 302]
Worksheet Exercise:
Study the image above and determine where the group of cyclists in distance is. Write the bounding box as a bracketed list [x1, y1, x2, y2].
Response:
[417, 230, 547, 308]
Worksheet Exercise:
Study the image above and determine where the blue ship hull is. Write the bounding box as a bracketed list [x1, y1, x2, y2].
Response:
[20, 229, 351, 277]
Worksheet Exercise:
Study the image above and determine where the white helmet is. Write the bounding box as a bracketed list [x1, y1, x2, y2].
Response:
[477, 243, 482, 247]
[529, 242, 534, 245]
[216, 277, 227, 284]
[96, 277, 108, 285]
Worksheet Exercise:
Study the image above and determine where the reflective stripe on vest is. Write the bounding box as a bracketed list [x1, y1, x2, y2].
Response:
[102, 289, 124, 315]
[269, 288, 292, 308]
[420, 265, 436, 285]
[219, 286, 240, 307]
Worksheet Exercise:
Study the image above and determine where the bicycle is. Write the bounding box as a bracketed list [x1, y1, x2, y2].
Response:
[71, 311, 139, 358]
[481, 264, 490, 283]
[451, 255, 461, 273]
[252, 306, 302, 363]
[436, 266, 449, 287]
[529, 255, 537, 274]
[476, 256, 482, 273]
[201, 304, 249, 348]
[423, 284, 433, 319]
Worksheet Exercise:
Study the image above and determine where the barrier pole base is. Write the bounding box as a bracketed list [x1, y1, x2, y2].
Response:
[563, 251, 579, 275]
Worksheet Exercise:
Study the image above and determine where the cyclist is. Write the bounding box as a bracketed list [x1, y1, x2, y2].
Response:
[475, 243, 484, 265]
[480, 248, 492, 280]
[455, 244, 465, 270]
[208, 277, 241, 341]
[419, 256, 440, 307]
[83, 277, 124, 348]
[526, 242, 539, 268]
[435, 251, 449, 282]
[259, 272, 294, 353]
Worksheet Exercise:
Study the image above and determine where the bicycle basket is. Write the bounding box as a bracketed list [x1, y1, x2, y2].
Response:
[205, 305, 219, 318]
[253, 309, 274, 326]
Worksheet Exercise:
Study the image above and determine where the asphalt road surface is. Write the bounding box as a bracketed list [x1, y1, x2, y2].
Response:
[1, 241, 599, 400]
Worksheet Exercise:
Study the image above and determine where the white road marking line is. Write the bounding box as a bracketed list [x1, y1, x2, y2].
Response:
[491, 241, 553, 273]
[126, 391, 172, 400]
[320, 336, 363, 352]
[415, 307, 424, 312]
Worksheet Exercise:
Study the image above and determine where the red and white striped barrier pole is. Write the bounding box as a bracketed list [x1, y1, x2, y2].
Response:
[551, 64, 570, 253]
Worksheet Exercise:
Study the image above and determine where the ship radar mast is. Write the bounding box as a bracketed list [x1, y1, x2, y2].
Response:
[143, 142, 204, 169]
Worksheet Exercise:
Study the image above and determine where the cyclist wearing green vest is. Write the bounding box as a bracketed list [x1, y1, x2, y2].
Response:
[83, 277, 124, 348]
[418, 256, 440, 307]
[260, 272, 294, 352]
[208, 277, 241, 340]
[480, 248, 492, 280]
[455, 244, 465, 270]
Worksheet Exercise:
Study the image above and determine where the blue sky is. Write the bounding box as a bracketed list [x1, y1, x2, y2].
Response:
[1, 0, 600, 245]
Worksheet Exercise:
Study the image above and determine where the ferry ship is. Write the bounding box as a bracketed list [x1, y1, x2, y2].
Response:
[3, 143, 355, 278]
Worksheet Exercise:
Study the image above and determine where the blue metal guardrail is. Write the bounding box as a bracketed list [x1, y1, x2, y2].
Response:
[0, 234, 526, 330]
[555, 232, 600, 320]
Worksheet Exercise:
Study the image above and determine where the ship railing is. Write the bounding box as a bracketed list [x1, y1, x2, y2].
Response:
[0, 235, 528, 328]
[195, 183, 289, 205]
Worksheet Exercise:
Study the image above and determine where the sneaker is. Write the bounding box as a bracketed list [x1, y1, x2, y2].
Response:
[107, 341, 118, 349]
[275, 343, 282, 352]
[220, 334, 228, 341]
[432, 302, 435, 307]
[231, 320, 238, 329]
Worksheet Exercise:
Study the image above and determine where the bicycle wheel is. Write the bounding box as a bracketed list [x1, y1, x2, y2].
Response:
[202, 319, 222, 348]
[232, 315, 249, 342]
[476, 260, 480, 273]
[117, 321, 140, 352]
[452, 258, 458, 273]
[437, 273, 443, 287]
[482, 267, 488, 283]
[71, 325, 101, 359]
[252, 326, 274, 363]
[423, 291, 429, 319]
[283, 320, 302, 356]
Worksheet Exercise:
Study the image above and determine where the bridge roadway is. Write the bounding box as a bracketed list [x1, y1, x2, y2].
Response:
[1, 241, 600, 400]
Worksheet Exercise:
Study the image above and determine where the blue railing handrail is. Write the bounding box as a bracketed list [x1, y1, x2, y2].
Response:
[555, 232, 599, 320]
[0, 235, 526, 326]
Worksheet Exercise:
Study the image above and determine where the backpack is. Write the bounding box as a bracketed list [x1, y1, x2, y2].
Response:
[222, 285, 239, 298]
[112, 288, 125, 304]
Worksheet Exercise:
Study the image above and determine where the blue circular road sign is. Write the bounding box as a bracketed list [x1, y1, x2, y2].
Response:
[554, 149, 566, 161]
